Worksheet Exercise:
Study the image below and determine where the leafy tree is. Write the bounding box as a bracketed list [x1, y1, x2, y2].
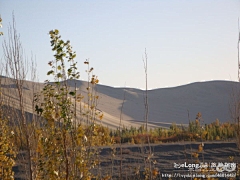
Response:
[35, 29, 107, 179]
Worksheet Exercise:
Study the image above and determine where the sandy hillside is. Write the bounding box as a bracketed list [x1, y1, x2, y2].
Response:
[1, 76, 239, 129]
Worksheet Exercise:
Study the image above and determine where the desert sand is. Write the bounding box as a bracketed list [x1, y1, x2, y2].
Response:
[1, 75, 239, 129]
[13, 141, 240, 179]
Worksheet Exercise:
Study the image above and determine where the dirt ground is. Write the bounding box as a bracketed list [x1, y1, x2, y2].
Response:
[13, 141, 240, 180]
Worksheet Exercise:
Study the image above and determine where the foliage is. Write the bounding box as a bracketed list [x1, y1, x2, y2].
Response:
[0, 88, 16, 179]
[111, 113, 236, 144]
[0, 116, 16, 179]
[34, 29, 110, 179]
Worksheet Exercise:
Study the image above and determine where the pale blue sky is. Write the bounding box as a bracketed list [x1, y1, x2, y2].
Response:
[1, 0, 240, 89]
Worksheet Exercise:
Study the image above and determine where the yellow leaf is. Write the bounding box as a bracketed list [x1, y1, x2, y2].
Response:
[152, 169, 158, 176]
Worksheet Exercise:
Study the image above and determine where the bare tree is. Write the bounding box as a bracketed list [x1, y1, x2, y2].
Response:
[2, 14, 35, 180]
[142, 49, 153, 179]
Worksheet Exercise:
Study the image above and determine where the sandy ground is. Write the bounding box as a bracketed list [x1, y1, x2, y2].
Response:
[96, 141, 240, 179]
[13, 141, 240, 180]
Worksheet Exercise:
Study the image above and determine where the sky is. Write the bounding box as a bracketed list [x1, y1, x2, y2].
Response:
[0, 0, 240, 90]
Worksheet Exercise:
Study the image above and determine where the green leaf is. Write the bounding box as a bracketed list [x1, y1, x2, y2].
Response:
[57, 49, 62, 54]
[69, 91, 76, 96]
[57, 73, 62, 78]
[47, 70, 54, 75]
[59, 40, 64, 45]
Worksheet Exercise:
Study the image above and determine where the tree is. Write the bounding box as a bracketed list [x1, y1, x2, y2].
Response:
[2, 14, 36, 180]
[0, 21, 16, 177]
[35, 29, 108, 179]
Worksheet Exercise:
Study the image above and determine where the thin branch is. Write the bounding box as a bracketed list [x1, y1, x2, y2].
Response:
[119, 83, 126, 180]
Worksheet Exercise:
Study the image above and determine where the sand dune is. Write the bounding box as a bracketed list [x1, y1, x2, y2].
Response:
[0, 76, 238, 129]
[93, 80, 239, 128]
